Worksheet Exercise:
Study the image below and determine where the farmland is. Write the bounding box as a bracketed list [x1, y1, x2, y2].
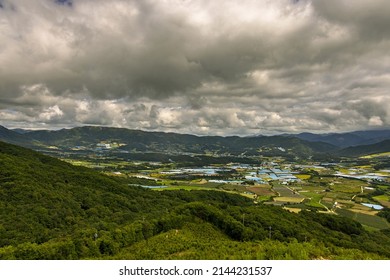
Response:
[60, 153, 390, 231]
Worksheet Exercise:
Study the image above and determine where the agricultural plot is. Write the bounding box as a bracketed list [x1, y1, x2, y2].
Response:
[300, 191, 327, 210]
[373, 194, 390, 208]
[194, 181, 226, 189]
[349, 206, 379, 216]
[221, 184, 249, 192]
[335, 199, 355, 207]
[283, 207, 302, 213]
[274, 197, 305, 203]
[322, 197, 334, 203]
[273, 185, 304, 204]
[300, 191, 322, 200]
[247, 186, 275, 196]
[330, 184, 362, 194]
[295, 174, 311, 180]
[154, 185, 217, 191]
[273, 186, 300, 197]
[361, 152, 390, 159]
[336, 208, 390, 230]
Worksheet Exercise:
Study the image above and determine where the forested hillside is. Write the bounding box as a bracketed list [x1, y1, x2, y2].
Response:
[294, 130, 390, 148]
[339, 140, 390, 157]
[3, 125, 337, 157]
[1, 141, 390, 259]
[3, 125, 390, 159]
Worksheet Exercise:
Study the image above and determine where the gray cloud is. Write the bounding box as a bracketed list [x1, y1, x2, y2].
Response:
[1, 0, 390, 135]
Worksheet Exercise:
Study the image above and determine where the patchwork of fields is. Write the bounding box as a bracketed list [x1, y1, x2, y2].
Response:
[65, 156, 390, 231]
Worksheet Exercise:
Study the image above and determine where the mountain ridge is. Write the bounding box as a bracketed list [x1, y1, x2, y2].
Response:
[0, 125, 37, 147]
[1, 125, 390, 158]
[1, 125, 337, 158]
[291, 130, 390, 148]
[339, 139, 390, 157]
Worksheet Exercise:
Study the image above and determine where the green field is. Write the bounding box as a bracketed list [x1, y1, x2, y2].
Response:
[274, 197, 305, 203]
[373, 194, 390, 208]
[330, 184, 362, 194]
[374, 195, 390, 202]
[299, 191, 327, 209]
[156, 186, 217, 191]
[336, 209, 390, 230]
[295, 174, 311, 180]
[361, 152, 390, 159]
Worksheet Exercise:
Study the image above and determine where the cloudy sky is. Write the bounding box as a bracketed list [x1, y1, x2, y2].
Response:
[0, 0, 389, 135]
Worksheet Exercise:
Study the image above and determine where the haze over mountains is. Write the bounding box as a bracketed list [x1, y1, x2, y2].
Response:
[1, 125, 390, 158]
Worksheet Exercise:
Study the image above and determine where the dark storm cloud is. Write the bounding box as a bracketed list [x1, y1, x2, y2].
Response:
[0, 0, 389, 134]
[0, 0, 206, 99]
[312, 0, 390, 41]
[55, 0, 72, 7]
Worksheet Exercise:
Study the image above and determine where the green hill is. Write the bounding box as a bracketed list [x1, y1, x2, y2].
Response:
[24, 126, 336, 158]
[339, 139, 390, 157]
[0, 140, 182, 246]
[1, 141, 390, 259]
[5, 125, 390, 159]
[0, 125, 37, 148]
[294, 130, 390, 148]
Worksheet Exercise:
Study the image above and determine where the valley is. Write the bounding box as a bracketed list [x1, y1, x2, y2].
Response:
[1, 125, 390, 260]
[62, 150, 390, 231]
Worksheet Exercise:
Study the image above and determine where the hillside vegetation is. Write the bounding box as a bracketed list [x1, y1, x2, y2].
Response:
[2, 125, 390, 160]
[1, 141, 390, 259]
[2, 125, 337, 158]
[339, 140, 390, 157]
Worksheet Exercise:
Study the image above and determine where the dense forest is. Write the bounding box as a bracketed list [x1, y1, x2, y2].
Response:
[1, 141, 390, 259]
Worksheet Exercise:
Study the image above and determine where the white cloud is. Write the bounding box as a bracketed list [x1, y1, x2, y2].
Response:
[39, 105, 64, 121]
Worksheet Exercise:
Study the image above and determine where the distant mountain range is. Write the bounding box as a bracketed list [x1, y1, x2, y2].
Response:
[1, 125, 390, 158]
[292, 130, 390, 148]
[338, 139, 390, 157]
[0, 125, 36, 147]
